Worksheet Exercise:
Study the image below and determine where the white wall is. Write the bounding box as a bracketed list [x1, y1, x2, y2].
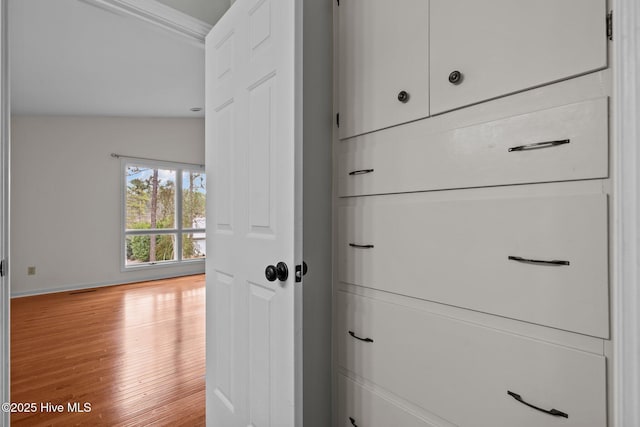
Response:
[10, 115, 205, 297]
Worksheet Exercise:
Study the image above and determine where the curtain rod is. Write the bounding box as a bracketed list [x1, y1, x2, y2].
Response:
[110, 153, 204, 168]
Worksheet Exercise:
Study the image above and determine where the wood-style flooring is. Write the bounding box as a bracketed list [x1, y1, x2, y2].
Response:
[11, 274, 205, 426]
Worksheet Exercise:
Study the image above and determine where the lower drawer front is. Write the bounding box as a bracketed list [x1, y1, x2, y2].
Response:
[337, 291, 607, 427]
[338, 193, 609, 338]
[338, 374, 437, 427]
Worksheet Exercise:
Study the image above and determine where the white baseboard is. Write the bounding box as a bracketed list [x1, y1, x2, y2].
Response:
[10, 269, 205, 298]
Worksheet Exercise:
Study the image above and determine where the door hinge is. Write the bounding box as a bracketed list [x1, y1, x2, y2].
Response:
[336, 0, 339, 6]
[336, 113, 340, 128]
[607, 11, 613, 41]
[0, 259, 5, 277]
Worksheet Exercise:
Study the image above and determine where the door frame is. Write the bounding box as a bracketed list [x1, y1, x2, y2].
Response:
[0, 0, 6, 426]
[613, 0, 640, 425]
[1, 0, 9, 424]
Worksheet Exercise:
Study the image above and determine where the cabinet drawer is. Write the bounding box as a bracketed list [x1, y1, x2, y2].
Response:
[338, 97, 608, 197]
[430, 0, 607, 114]
[337, 291, 607, 427]
[337, 374, 437, 427]
[338, 193, 609, 337]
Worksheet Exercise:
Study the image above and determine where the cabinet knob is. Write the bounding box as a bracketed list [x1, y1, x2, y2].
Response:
[448, 70, 463, 85]
[397, 90, 410, 103]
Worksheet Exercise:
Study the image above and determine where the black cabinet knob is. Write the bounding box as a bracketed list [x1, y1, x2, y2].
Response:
[276, 262, 289, 281]
[265, 265, 277, 282]
[397, 90, 410, 103]
[448, 70, 463, 85]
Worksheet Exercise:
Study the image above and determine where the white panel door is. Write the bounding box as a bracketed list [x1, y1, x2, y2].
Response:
[205, 0, 301, 426]
[430, 0, 607, 114]
[337, 0, 429, 140]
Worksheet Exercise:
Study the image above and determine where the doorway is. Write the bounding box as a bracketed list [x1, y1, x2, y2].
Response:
[6, 0, 218, 424]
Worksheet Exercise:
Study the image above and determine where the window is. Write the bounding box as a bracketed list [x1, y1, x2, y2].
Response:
[123, 160, 206, 268]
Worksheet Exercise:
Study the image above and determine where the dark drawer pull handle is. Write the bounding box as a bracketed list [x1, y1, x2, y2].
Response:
[349, 417, 358, 426]
[508, 256, 570, 266]
[349, 330, 373, 343]
[508, 139, 570, 152]
[508, 391, 568, 418]
[349, 169, 374, 176]
[349, 243, 374, 249]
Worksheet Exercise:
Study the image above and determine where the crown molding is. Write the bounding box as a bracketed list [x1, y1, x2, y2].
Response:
[78, 0, 213, 44]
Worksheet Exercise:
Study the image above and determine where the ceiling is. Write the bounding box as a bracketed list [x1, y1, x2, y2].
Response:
[9, 0, 230, 117]
[155, 0, 231, 26]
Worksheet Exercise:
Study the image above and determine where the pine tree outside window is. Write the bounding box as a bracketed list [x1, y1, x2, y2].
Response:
[122, 160, 206, 269]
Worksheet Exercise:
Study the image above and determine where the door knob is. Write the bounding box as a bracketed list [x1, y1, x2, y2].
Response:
[265, 262, 289, 282]
[265, 265, 278, 282]
[448, 70, 463, 85]
[276, 262, 288, 281]
[397, 90, 410, 103]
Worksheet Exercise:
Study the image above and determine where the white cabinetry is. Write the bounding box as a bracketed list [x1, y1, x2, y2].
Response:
[430, 0, 607, 114]
[338, 193, 609, 338]
[337, 0, 607, 137]
[337, 0, 429, 139]
[334, 1, 612, 426]
[337, 291, 607, 427]
[337, 97, 609, 197]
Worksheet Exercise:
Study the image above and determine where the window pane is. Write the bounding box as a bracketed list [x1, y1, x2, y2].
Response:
[125, 234, 176, 266]
[182, 171, 206, 229]
[126, 166, 176, 230]
[182, 232, 206, 260]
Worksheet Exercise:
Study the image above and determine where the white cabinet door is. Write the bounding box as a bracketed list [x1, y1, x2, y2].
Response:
[337, 0, 429, 139]
[205, 0, 302, 425]
[430, 0, 607, 114]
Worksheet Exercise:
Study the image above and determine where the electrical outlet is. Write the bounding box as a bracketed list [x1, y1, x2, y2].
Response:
[27, 266, 36, 276]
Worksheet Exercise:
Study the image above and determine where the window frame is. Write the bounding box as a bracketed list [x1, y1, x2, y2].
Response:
[120, 158, 206, 271]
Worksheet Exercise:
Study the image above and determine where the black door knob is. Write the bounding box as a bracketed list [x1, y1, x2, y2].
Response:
[397, 90, 410, 103]
[265, 262, 289, 282]
[276, 262, 289, 281]
[265, 265, 277, 282]
[448, 70, 463, 85]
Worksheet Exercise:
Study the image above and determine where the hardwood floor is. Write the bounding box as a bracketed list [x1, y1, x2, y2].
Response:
[11, 274, 205, 426]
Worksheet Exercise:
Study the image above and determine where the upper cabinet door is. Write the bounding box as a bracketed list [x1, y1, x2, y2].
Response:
[338, 0, 429, 140]
[430, 0, 607, 115]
